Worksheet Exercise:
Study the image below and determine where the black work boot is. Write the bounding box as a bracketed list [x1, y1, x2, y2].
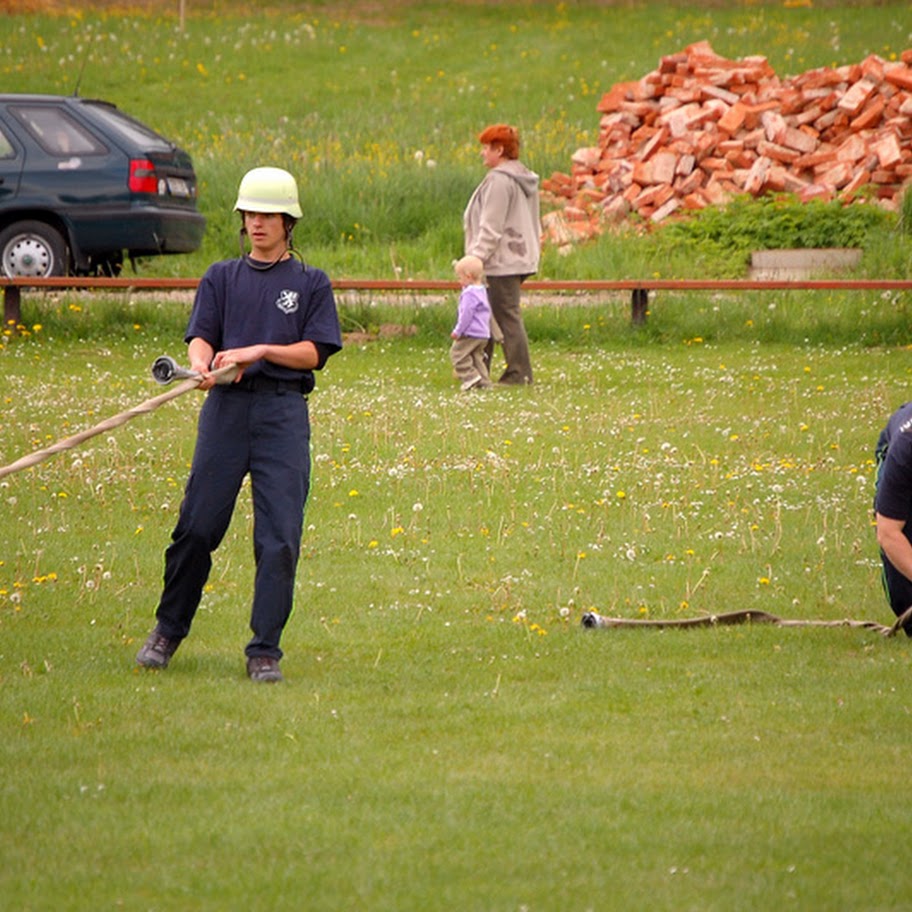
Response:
[136, 626, 180, 669]
[246, 656, 283, 683]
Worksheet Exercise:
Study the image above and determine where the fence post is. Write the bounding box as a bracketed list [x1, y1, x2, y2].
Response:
[631, 287, 648, 325]
[3, 285, 21, 329]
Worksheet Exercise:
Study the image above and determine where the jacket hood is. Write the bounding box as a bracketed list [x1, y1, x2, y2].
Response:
[494, 159, 539, 197]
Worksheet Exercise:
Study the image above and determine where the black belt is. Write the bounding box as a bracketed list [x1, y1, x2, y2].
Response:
[230, 375, 306, 394]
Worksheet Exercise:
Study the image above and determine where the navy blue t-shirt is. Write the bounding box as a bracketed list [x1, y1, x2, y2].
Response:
[875, 402, 912, 533]
[186, 256, 342, 394]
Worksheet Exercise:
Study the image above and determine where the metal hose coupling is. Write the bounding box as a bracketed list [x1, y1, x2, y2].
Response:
[151, 355, 199, 385]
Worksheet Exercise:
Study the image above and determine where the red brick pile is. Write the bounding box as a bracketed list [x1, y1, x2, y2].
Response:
[541, 41, 912, 249]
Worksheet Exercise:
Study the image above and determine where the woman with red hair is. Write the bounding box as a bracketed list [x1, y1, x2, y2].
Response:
[463, 124, 541, 385]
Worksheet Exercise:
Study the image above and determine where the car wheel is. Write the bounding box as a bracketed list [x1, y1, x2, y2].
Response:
[0, 221, 69, 277]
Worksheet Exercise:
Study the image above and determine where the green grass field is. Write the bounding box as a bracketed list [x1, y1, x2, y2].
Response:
[3, 2, 912, 909]
[3, 292, 912, 909]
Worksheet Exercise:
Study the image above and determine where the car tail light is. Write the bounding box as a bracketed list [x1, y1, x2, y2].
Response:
[129, 158, 158, 193]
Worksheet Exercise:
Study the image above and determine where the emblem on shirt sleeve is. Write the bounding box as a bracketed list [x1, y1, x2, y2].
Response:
[275, 289, 300, 314]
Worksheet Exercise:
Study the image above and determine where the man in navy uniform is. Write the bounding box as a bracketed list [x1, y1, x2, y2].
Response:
[136, 167, 342, 681]
[874, 401, 912, 635]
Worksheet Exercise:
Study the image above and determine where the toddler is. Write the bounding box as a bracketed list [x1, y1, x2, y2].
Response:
[450, 255, 492, 391]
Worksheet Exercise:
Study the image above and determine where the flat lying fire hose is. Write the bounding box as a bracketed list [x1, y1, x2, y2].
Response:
[581, 605, 912, 638]
[0, 357, 238, 481]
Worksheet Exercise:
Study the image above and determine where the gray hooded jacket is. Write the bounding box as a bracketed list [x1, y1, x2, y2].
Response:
[463, 160, 541, 278]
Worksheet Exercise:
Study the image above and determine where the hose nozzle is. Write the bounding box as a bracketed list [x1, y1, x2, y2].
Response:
[151, 356, 200, 385]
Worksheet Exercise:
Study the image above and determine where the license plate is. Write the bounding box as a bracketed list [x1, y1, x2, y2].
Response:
[166, 177, 190, 197]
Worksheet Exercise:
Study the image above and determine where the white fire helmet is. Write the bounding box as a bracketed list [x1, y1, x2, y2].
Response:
[234, 167, 302, 218]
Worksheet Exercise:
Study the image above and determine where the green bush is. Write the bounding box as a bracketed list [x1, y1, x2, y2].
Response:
[652, 194, 895, 277]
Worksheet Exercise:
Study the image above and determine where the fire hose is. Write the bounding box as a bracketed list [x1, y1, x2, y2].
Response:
[581, 605, 912, 638]
[0, 356, 238, 481]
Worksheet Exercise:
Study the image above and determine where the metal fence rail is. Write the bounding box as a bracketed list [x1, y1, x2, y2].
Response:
[3, 275, 912, 327]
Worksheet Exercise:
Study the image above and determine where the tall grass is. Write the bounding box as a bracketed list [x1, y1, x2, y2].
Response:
[1, 2, 911, 279]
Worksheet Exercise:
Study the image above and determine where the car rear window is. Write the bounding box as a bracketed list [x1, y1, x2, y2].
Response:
[10, 105, 107, 156]
[83, 102, 174, 151]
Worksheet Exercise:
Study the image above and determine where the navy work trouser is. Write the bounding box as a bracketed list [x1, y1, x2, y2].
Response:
[154, 384, 311, 658]
[880, 549, 912, 636]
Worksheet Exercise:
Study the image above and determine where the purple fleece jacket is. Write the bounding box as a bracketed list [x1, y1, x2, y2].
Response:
[452, 283, 491, 339]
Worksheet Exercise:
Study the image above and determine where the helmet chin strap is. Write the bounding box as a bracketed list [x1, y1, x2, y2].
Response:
[237, 224, 306, 270]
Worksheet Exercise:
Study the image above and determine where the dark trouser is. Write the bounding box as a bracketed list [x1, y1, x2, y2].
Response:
[484, 274, 533, 385]
[880, 550, 912, 636]
[154, 385, 311, 659]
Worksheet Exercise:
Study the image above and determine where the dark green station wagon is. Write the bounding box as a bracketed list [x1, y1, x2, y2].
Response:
[0, 94, 205, 277]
